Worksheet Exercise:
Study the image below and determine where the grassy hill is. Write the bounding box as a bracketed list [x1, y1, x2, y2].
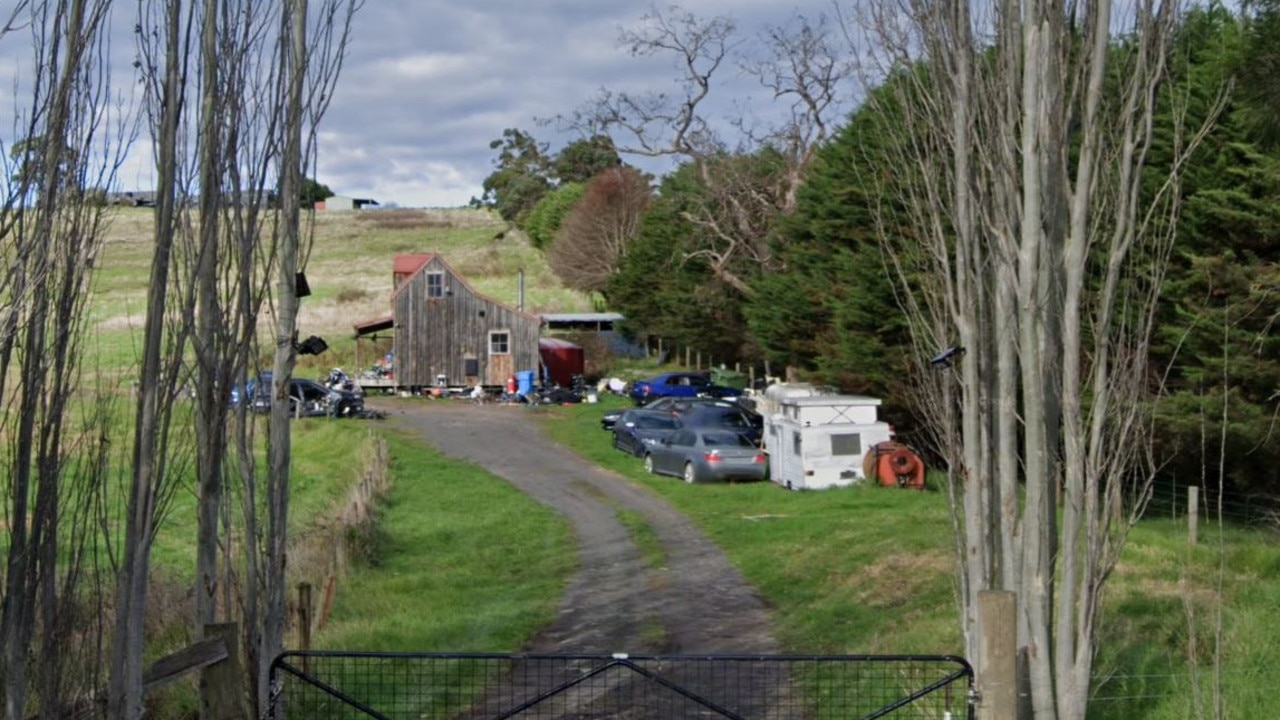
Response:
[92, 206, 594, 375]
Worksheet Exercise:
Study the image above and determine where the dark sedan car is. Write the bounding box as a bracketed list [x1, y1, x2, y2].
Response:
[628, 372, 742, 405]
[611, 409, 681, 457]
[640, 396, 742, 415]
[249, 376, 363, 417]
[676, 405, 763, 446]
[643, 427, 768, 483]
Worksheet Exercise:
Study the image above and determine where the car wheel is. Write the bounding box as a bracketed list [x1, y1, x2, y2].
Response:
[683, 462, 697, 484]
[643, 454, 655, 474]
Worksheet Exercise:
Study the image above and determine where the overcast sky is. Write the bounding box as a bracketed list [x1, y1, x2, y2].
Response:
[317, 1, 857, 208]
[0, 1, 858, 209]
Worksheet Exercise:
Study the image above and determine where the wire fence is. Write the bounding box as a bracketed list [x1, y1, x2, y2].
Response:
[269, 652, 974, 720]
[1144, 478, 1280, 527]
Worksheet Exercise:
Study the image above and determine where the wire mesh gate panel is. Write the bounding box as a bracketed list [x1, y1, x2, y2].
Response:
[269, 652, 974, 720]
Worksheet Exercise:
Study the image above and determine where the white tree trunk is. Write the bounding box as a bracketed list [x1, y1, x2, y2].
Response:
[856, 0, 1196, 717]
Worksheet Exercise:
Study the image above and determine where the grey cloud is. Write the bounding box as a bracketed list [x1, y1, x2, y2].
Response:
[1, 0, 849, 208]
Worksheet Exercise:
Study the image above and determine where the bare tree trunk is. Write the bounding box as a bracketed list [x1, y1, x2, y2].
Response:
[854, 0, 1203, 717]
[261, 1, 307, 711]
[0, 1, 118, 716]
[193, 0, 226, 635]
[109, 1, 190, 716]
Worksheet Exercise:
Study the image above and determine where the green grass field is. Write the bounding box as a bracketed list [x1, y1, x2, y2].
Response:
[318, 430, 574, 652]
[81, 206, 1280, 718]
[534, 394, 1280, 719]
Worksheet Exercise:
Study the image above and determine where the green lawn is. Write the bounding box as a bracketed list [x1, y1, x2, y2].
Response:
[73, 206, 1280, 719]
[317, 430, 574, 652]
[535, 394, 1280, 719]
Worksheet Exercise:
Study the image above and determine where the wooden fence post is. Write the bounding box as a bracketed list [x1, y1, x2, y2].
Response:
[297, 582, 313, 652]
[200, 623, 246, 720]
[977, 591, 1017, 720]
[1188, 485, 1199, 547]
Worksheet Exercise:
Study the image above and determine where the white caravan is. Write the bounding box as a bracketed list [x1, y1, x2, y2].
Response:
[762, 387, 894, 490]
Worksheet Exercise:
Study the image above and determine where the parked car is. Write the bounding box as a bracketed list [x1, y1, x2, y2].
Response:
[640, 396, 741, 415]
[642, 427, 768, 483]
[247, 374, 364, 418]
[611, 409, 681, 457]
[676, 405, 764, 446]
[628, 372, 742, 405]
[600, 406, 628, 431]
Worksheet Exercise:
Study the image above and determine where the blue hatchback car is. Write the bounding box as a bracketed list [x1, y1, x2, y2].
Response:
[629, 372, 742, 405]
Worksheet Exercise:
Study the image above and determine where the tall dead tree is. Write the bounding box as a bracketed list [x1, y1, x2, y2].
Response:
[852, 0, 1219, 718]
[262, 0, 307, 710]
[0, 1, 125, 717]
[124, 0, 358, 714]
[110, 0, 196, 715]
[565, 5, 853, 294]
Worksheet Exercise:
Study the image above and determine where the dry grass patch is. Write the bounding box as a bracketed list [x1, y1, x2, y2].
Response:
[351, 208, 503, 231]
[844, 551, 952, 609]
[334, 287, 373, 304]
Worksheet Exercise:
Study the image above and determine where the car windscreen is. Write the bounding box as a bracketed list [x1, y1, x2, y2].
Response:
[701, 432, 754, 447]
[635, 415, 679, 429]
[686, 409, 749, 427]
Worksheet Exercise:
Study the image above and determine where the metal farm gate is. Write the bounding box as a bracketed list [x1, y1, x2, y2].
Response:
[269, 652, 974, 719]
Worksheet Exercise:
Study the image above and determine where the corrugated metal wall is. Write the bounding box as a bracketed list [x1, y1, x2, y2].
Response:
[393, 257, 541, 386]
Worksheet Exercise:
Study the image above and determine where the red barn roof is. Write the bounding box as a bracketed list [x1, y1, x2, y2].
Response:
[393, 253, 433, 275]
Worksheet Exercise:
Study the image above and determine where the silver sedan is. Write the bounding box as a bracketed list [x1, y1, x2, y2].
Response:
[643, 427, 768, 484]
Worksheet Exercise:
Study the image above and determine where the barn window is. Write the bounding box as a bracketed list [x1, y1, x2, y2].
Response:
[830, 433, 862, 457]
[426, 272, 445, 298]
[489, 331, 510, 355]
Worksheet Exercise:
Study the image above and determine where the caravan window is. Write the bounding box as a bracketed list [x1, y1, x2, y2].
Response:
[792, 431, 802, 455]
[830, 433, 862, 456]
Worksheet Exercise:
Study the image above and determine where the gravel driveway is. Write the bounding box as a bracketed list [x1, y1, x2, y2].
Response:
[386, 401, 779, 656]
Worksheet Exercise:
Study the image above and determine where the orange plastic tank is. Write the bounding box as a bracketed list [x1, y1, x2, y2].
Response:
[863, 441, 927, 490]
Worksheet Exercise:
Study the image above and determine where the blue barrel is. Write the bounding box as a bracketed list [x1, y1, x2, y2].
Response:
[516, 370, 536, 396]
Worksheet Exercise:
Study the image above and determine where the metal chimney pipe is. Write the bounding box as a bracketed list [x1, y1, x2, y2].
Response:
[518, 268, 525, 311]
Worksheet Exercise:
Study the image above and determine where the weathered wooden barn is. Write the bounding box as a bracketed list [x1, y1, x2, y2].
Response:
[356, 254, 543, 388]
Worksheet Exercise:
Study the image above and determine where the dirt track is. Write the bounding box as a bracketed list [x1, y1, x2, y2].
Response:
[385, 400, 779, 655]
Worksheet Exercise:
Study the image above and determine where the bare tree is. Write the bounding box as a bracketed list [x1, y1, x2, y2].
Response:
[122, 0, 358, 715]
[563, 5, 853, 294]
[109, 0, 198, 714]
[0, 1, 128, 717]
[547, 165, 651, 293]
[262, 0, 307, 711]
[850, 0, 1220, 718]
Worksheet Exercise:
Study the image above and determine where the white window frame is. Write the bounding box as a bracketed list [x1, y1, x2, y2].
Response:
[830, 433, 862, 457]
[489, 330, 511, 355]
[426, 271, 446, 298]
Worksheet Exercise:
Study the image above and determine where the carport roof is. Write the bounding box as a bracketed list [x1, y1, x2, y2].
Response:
[353, 315, 393, 336]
